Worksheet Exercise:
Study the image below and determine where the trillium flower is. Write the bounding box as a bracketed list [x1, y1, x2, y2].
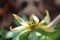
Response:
[10, 10, 55, 32]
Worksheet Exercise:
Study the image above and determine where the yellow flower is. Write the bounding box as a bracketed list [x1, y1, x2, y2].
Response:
[10, 10, 55, 32]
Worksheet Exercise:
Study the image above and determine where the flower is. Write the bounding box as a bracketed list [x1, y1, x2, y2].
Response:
[10, 10, 55, 32]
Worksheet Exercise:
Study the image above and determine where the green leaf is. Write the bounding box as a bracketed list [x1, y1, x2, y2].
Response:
[0, 30, 8, 38]
[0, 30, 13, 40]
[5, 31, 15, 38]
[40, 35, 53, 40]
[50, 31, 60, 40]
[55, 25, 60, 31]
[28, 31, 40, 40]
[12, 30, 30, 40]
[12, 36, 19, 40]
[0, 38, 7, 40]
[21, 15, 28, 21]
[0, 30, 16, 39]
[35, 28, 52, 36]
[19, 31, 30, 40]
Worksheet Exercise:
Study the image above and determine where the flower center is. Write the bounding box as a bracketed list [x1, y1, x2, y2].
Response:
[28, 21, 38, 30]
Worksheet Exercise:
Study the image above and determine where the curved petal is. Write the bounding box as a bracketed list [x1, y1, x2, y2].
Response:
[38, 10, 50, 26]
[30, 14, 39, 24]
[45, 10, 50, 24]
[10, 26, 30, 32]
[13, 14, 28, 26]
[40, 26, 55, 32]
[13, 14, 24, 25]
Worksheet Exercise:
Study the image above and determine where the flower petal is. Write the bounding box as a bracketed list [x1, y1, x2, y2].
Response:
[38, 10, 50, 26]
[45, 10, 50, 24]
[40, 26, 55, 32]
[30, 14, 39, 23]
[13, 14, 28, 26]
[10, 26, 30, 32]
[13, 14, 23, 22]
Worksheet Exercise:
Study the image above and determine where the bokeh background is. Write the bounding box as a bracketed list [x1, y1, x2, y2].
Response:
[0, 0, 60, 30]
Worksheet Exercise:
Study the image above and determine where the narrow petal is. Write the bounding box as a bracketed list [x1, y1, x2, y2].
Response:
[10, 26, 30, 32]
[38, 10, 50, 26]
[45, 10, 50, 24]
[40, 26, 55, 32]
[32, 14, 39, 23]
[21, 22, 29, 26]
[13, 14, 28, 26]
[13, 14, 24, 25]
[30, 14, 39, 23]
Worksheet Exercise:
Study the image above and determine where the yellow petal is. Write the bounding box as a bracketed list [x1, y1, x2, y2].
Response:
[40, 26, 55, 32]
[10, 26, 23, 32]
[13, 14, 28, 26]
[13, 14, 23, 22]
[10, 26, 30, 32]
[32, 14, 39, 23]
[39, 10, 50, 26]
[30, 14, 39, 23]
[45, 10, 50, 24]
[21, 22, 29, 26]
